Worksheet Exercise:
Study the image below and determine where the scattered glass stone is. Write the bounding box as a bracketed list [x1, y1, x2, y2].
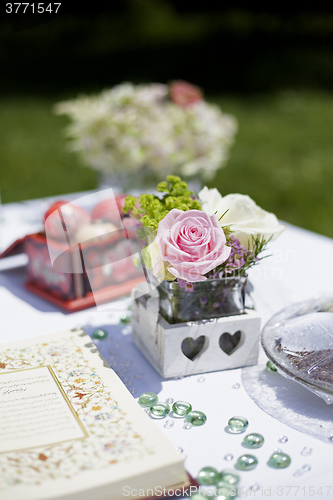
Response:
[302, 464, 311, 472]
[329, 435, 333, 441]
[138, 392, 158, 407]
[224, 454, 233, 461]
[293, 464, 311, 477]
[197, 376, 205, 383]
[278, 435, 288, 443]
[183, 421, 193, 430]
[121, 326, 132, 335]
[301, 447, 312, 456]
[92, 328, 108, 340]
[267, 452, 291, 469]
[243, 433, 264, 449]
[120, 315, 131, 324]
[172, 401, 192, 417]
[215, 485, 236, 500]
[218, 469, 240, 487]
[249, 484, 261, 492]
[197, 466, 221, 485]
[235, 454, 258, 471]
[228, 416, 249, 434]
[175, 447, 183, 454]
[259, 374, 267, 381]
[164, 419, 174, 429]
[150, 402, 170, 418]
[232, 383, 241, 389]
[144, 407, 150, 413]
[185, 411, 207, 426]
[165, 397, 174, 405]
[266, 360, 278, 372]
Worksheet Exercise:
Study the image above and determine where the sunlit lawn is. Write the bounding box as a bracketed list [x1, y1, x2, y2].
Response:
[212, 91, 333, 239]
[0, 97, 97, 203]
[1, 90, 333, 238]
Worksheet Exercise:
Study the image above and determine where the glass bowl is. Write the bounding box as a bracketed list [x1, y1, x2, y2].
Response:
[261, 294, 333, 402]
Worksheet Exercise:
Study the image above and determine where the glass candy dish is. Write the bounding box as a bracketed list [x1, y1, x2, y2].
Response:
[261, 294, 333, 403]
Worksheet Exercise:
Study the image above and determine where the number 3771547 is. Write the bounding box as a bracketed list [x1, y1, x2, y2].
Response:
[277, 486, 332, 496]
[5, 3, 61, 14]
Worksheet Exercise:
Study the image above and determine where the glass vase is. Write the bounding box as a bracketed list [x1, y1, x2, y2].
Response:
[157, 275, 247, 324]
[98, 167, 164, 194]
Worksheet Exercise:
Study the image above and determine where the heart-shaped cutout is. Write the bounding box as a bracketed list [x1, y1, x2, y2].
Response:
[219, 330, 243, 355]
[181, 336, 208, 361]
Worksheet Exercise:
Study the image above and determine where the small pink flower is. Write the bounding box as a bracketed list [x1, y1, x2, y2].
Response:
[176, 278, 186, 288]
[169, 80, 203, 107]
[157, 209, 231, 282]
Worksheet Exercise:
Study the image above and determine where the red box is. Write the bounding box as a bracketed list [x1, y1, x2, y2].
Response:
[1, 226, 145, 312]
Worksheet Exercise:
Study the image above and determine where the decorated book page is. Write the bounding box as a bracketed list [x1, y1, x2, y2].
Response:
[0, 365, 87, 453]
[0, 329, 186, 500]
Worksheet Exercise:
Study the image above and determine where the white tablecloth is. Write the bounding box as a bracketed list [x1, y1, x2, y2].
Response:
[1, 194, 333, 500]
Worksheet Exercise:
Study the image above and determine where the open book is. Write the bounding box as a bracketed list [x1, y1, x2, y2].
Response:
[0, 329, 190, 500]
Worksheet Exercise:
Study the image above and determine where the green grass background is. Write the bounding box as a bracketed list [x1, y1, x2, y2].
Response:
[1, 90, 333, 238]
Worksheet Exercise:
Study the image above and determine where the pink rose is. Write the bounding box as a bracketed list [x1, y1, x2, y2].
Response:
[169, 80, 203, 107]
[156, 209, 231, 282]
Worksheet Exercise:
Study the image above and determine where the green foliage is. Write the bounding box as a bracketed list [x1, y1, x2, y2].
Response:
[123, 175, 201, 230]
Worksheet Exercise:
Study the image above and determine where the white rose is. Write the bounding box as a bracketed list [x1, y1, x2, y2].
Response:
[198, 187, 285, 248]
[143, 240, 175, 282]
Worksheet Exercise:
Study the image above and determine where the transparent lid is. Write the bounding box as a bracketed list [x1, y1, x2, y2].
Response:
[261, 295, 333, 403]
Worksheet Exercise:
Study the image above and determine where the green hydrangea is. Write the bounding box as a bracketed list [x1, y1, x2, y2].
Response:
[123, 175, 201, 230]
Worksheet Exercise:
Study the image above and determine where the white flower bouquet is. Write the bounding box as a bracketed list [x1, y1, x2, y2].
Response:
[54, 81, 237, 181]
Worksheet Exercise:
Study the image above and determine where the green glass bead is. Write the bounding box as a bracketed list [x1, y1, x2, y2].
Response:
[266, 360, 278, 372]
[92, 328, 108, 340]
[120, 316, 131, 324]
[197, 466, 221, 485]
[228, 416, 248, 434]
[138, 392, 158, 407]
[185, 410, 207, 426]
[172, 400, 192, 417]
[218, 469, 240, 487]
[235, 454, 258, 471]
[215, 485, 237, 500]
[243, 433, 265, 449]
[150, 402, 170, 418]
[268, 452, 291, 469]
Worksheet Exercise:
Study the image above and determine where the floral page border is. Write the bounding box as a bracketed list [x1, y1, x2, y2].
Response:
[0, 333, 150, 490]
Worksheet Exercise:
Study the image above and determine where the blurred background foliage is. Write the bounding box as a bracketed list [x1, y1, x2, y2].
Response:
[1, 1, 333, 237]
